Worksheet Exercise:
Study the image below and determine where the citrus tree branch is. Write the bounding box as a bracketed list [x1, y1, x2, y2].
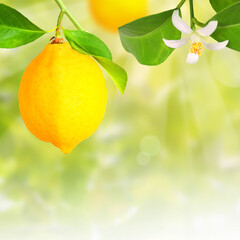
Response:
[177, 0, 187, 9]
[54, 0, 83, 31]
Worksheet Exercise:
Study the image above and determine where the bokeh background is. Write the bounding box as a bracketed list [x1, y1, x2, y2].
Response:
[1, 0, 240, 239]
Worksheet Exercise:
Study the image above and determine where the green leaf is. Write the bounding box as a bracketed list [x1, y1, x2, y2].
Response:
[209, 0, 240, 12]
[210, 2, 240, 51]
[94, 56, 127, 94]
[63, 29, 112, 60]
[0, 4, 46, 48]
[118, 9, 181, 66]
[65, 30, 127, 94]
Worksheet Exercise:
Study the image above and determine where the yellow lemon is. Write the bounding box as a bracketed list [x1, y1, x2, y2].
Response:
[89, 0, 148, 32]
[19, 42, 107, 154]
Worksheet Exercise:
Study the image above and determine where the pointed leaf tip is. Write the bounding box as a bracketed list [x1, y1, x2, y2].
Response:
[94, 56, 127, 95]
[0, 3, 46, 48]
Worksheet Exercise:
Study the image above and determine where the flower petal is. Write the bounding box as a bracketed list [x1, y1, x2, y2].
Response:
[202, 40, 229, 51]
[186, 52, 199, 64]
[191, 33, 201, 43]
[163, 38, 190, 49]
[172, 10, 193, 34]
[196, 21, 218, 37]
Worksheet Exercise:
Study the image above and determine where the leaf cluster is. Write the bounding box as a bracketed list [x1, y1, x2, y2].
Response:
[118, 0, 240, 65]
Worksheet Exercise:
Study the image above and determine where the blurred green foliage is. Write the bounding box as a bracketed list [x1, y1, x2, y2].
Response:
[1, 0, 240, 239]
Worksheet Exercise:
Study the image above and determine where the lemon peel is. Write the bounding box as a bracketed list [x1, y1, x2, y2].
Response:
[19, 42, 107, 154]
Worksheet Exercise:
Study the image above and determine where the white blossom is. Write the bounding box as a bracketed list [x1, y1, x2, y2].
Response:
[163, 10, 229, 64]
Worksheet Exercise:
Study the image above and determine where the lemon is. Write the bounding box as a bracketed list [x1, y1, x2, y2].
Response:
[89, 0, 148, 32]
[19, 42, 107, 154]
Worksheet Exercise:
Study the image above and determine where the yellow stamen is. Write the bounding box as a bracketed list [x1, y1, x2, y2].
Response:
[190, 42, 203, 56]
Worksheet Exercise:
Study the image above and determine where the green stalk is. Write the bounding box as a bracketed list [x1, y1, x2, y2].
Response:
[189, 0, 195, 30]
[192, 18, 205, 27]
[56, 10, 64, 38]
[177, 0, 187, 9]
[54, 0, 83, 31]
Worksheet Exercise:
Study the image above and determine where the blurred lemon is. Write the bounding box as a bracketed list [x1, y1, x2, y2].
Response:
[89, 0, 148, 31]
[19, 42, 107, 154]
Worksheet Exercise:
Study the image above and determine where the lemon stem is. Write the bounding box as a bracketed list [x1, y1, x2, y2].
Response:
[189, 0, 195, 30]
[55, 0, 83, 31]
[192, 18, 205, 27]
[56, 10, 64, 38]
